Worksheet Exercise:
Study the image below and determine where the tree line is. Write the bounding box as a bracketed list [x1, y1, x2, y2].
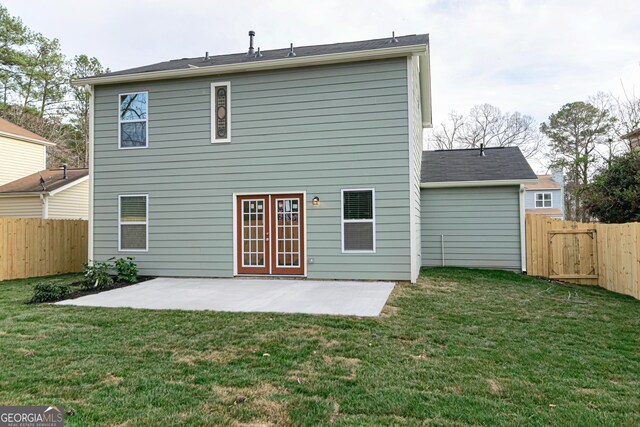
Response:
[430, 89, 640, 223]
[0, 5, 107, 168]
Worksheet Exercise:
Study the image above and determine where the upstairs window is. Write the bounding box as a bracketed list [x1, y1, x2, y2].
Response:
[119, 92, 148, 149]
[535, 192, 552, 208]
[211, 82, 231, 143]
[119, 195, 148, 251]
[342, 189, 376, 253]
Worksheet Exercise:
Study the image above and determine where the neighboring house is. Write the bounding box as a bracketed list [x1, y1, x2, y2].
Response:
[0, 117, 54, 186]
[0, 167, 89, 219]
[0, 117, 89, 219]
[420, 147, 537, 272]
[76, 32, 530, 281]
[622, 128, 640, 150]
[524, 171, 564, 219]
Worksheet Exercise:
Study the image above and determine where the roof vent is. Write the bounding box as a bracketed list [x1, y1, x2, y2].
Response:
[248, 31, 255, 55]
[204, 51, 209, 60]
[255, 47, 263, 58]
[479, 144, 486, 157]
[389, 31, 398, 43]
[286, 43, 296, 57]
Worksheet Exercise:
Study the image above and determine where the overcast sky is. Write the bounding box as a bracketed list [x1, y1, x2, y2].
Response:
[4, 0, 640, 170]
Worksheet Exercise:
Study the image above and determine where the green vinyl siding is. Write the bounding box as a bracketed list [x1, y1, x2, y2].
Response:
[421, 186, 522, 271]
[93, 58, 411, 280]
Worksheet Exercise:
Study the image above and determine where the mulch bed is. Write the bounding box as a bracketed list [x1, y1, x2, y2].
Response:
[62, 276, 155, 300]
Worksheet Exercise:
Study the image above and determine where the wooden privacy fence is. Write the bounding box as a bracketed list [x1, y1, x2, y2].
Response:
[0, 218, 88, 281]
[526, 214, 640, 300]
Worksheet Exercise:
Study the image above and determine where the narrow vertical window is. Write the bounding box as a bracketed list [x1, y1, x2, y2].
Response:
[342, 189, 376, 253]
[211, 82, 231, 143]
[119, 92, 148, 148]
[119, 195, 148, 251]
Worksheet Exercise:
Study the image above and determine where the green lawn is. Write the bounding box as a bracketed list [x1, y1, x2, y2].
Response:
[0, 269, 639, 426]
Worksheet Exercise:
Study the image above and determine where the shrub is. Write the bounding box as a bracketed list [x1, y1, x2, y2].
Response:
[115, 257, 138, 284]
[30, 283, 71, 303]
[83, 260, 114, 290]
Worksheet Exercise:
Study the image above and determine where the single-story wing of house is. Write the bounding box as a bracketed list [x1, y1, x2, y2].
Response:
[421, 146, 537, 272]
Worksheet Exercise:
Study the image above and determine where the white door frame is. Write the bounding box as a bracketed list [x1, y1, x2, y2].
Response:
[232, 191, 307, 277]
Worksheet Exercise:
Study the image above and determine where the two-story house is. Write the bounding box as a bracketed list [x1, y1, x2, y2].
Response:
[0, 118, 89, 219]
[77, 33, 536, 282]
[524, 170, 564, 219]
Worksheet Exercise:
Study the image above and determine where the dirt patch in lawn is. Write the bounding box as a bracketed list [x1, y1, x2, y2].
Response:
[212, 382, 289, 425]
[173, 349, 239, 366]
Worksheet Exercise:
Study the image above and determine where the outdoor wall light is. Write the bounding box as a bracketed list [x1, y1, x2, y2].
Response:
[312, 196, 320, 206]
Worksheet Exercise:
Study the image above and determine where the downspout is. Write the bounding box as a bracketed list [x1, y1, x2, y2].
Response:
[519, 184, 526, 273]
[86, 84, 95, 265]
[40, 193, 48, 219]
[441, 234, 445, 267]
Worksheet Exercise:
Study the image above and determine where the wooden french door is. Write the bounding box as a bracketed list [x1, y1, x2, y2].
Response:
[236, 194, 304, 275]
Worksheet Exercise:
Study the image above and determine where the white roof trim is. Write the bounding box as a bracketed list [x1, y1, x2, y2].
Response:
[48, 175, 89, 196]
[0, 193, 41, 198]
[73, 44, 428, 86]
[421, 179, 538, 188]
[0, 130, 55, 146]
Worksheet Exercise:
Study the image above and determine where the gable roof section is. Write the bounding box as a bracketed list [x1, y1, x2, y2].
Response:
[78, 34, 428, 83]
[75, 33, 432, 127]
[0, 168, 88, 195]
[524, 175, 561, 190]
[0, 117, 54, 146]
[421, 147, 537, 187]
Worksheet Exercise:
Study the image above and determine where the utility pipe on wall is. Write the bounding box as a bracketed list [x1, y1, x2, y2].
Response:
[441, 234, 445, 267]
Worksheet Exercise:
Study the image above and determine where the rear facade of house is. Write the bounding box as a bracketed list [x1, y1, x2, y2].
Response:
[86, 34, 431, 282]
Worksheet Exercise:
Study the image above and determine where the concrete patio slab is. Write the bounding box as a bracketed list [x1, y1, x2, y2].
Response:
[56, 278, 396, 317]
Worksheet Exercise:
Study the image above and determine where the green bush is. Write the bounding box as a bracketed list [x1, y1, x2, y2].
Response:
[115, 257, 138, 284]
[83, 260, 114, 290]
[30, 283, 71, 303]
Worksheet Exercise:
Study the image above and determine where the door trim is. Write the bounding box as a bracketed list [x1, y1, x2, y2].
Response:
[232, 191, 307, 277]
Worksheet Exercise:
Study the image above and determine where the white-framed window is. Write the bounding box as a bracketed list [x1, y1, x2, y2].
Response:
[535, 192, 552, 208]
[118, 91, 148, 149]
[341, 189, 376, 253]
[211, 82, 231, 143]
[118, 194, 148, 252]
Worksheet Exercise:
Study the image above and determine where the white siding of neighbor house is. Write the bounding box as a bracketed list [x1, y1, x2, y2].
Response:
[92, 59, 412, 280]
[0, 136, 46, 186]
[0, 196, 43, 217]
[48, 179, 89, 219]
[421, 186, 522, 271]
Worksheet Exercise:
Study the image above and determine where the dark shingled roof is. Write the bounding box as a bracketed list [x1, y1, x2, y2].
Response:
[421, 147, 537, 183]
[84, 34, 429, 79]
[0, 168, 88, 194]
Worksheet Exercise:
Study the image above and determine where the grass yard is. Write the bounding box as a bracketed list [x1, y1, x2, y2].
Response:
[0, 268, 639, 426]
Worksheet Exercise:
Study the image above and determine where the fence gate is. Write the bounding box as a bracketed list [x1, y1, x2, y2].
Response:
[547, 229, 598, 281]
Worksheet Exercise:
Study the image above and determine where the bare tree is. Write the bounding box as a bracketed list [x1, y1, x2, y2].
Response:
[430, 103, 543, 158]
[431, 111, 465, 150]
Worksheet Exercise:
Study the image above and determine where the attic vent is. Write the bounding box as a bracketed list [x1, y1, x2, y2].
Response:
[286, 43, 296, 57]
[479, 143, 486, 156]
[255, 47, 263, 58]
[389, 31, 398, 43]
